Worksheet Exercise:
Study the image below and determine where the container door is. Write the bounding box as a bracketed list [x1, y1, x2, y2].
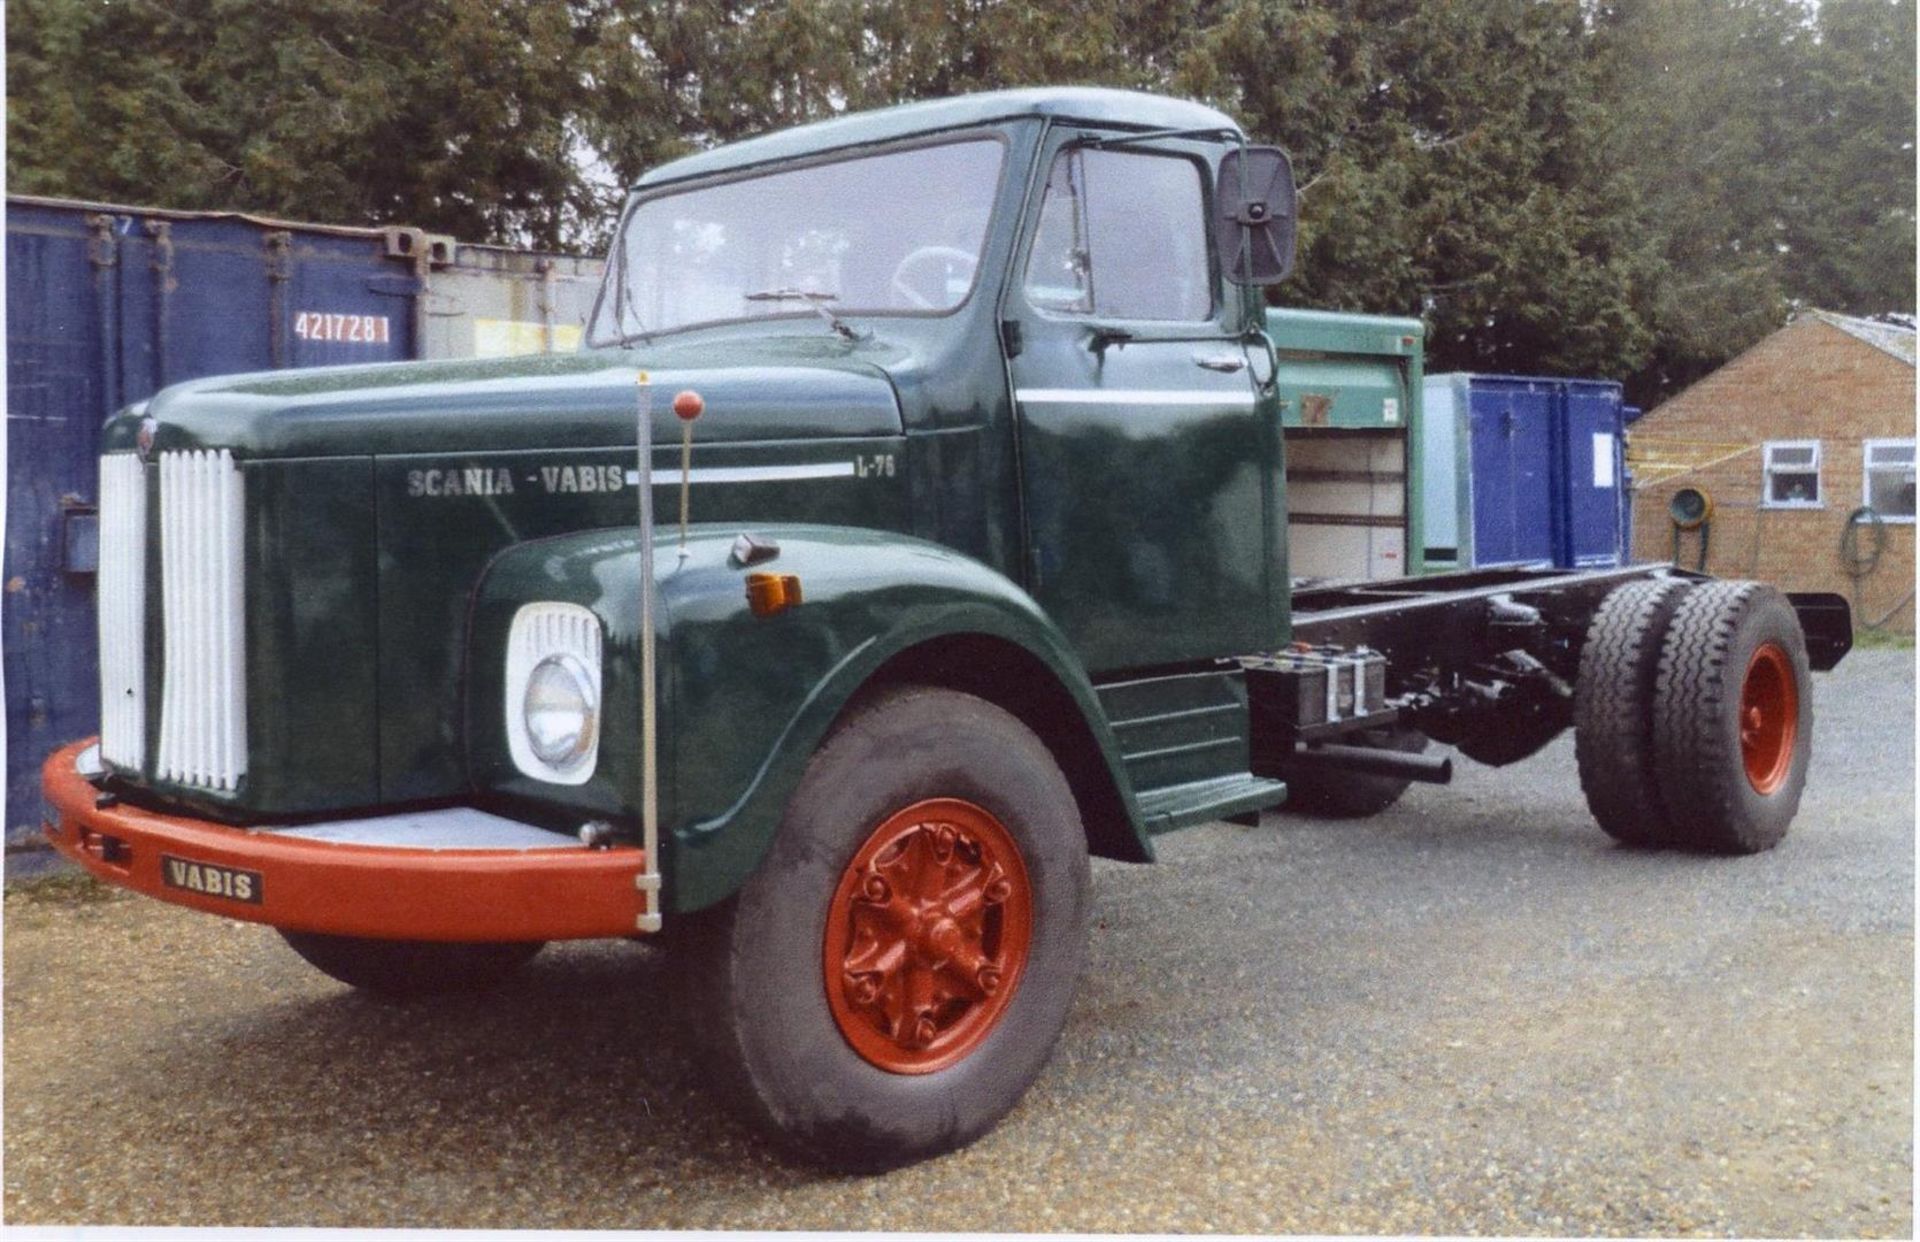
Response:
[422, 249, 602, 360]
[1560, 383, 1624, 567]
[1007, 134, 1273, 674]
[1420, 376, 1460, 567]
[1467, 381, 1555, 566]
[281, 233, 417, 369]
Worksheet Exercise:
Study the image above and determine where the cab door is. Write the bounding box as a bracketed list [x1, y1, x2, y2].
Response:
[1005, 133, 1275, 674]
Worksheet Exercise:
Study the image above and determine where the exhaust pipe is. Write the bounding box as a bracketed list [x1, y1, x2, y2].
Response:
[1289, 741, 1453, 784]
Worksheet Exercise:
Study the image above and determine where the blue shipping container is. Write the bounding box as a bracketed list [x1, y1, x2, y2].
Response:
[4, 197, 426, 842]
[1420, 373, 1629, 572]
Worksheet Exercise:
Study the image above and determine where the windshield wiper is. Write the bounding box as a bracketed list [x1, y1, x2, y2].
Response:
[742, 288, 870, 343]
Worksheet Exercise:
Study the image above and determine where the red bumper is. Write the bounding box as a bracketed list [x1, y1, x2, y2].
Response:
[40, 740, 648, 941]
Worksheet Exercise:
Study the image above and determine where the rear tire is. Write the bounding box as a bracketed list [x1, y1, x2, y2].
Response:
[680, 687, 1090, 1171]
[279, 932, 544, 998]
[1652, 581, 1812, 853]
[1574, 577, 1696, 846]
[1276, 727, 1427, 818]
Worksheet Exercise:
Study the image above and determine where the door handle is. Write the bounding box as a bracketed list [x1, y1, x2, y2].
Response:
[1192, 351, 1247, 373]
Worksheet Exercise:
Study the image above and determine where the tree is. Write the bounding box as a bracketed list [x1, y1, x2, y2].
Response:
[8, 0, 597, 248]
[1179, 0, 1658, 379]
[1596, 0, 1916, 402]
[9, 0, 1909, 396]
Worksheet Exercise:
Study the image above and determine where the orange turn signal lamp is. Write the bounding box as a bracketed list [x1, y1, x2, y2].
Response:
[746, 572, 803, 617]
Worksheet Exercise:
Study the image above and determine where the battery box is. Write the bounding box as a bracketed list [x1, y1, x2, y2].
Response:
[1245, 646, 1391, 741]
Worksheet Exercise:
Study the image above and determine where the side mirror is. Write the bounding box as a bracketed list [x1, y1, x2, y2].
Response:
[1215, 146, 1297, 286]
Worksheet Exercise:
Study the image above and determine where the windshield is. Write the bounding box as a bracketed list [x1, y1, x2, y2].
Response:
[589, 138, 1005, 344]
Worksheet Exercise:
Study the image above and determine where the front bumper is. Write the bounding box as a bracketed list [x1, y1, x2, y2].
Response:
[41, 739, 649, 941]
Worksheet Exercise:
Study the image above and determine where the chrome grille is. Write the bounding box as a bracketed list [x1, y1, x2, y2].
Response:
[96, 453, 147, 770]
[156, 450, 247, 790]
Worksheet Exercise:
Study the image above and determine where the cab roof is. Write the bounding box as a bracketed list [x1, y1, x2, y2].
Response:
[635, 87, 1243, 189]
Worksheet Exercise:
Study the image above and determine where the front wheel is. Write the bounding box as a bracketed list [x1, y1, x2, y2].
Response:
[279, 931, 544, 997]
[680, 687, 1090, 1170]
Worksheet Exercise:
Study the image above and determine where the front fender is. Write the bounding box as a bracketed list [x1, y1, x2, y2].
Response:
[470, 524, 1145, 913]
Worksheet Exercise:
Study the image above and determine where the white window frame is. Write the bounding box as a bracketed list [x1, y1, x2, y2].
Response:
[1761, 439, 1823, 509]
[1862, 438, 1917, 523]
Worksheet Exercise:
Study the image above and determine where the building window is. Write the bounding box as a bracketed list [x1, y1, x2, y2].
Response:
[1762, 440, 1822, 508]
[1863, 439, 1917, 521]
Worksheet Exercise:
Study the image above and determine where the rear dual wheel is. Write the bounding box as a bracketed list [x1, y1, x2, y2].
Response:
[677, 687, 1089, 1170]
[1652, 582, 1811, 852]
[1574, 578, 1812, 853]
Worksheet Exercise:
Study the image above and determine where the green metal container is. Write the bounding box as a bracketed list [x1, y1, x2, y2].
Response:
[1266, 308, 1426, 583]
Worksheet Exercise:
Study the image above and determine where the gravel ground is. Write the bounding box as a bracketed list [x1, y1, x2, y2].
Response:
[5, 648, 1911, 1233]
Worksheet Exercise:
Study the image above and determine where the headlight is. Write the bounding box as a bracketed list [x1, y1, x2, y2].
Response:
[505, 602, 603, 784]
[524, 653, 598, 771]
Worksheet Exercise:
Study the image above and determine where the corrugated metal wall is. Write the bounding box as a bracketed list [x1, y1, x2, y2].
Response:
[3, 196, 604, 847]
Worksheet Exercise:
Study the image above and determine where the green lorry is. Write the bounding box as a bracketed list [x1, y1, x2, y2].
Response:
[45, 87, 1851, 1169]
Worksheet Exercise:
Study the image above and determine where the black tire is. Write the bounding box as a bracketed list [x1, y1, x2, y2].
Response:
[278, 931, 544, 997]
[1652, 581, 1813, 853]
[1574, 577, 1696, 846]
[1276, 727, 1427, 818]
[679, 687, 1090, 1171]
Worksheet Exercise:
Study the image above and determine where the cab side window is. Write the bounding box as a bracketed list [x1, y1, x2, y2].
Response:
[1022, 147, 1213, 322]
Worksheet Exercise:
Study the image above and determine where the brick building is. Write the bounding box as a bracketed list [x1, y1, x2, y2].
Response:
[1629, 311, 1916, 634]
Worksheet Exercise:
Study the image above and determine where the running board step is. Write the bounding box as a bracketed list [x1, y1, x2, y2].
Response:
[1136, 773, 1288, 834]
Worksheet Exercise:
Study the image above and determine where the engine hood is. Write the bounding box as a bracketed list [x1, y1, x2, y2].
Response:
[107, 336, 904, 459]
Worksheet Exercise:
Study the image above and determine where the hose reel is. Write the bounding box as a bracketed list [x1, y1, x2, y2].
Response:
[1842, 505, 1915, 631]
[1669, 485, 1713, 570]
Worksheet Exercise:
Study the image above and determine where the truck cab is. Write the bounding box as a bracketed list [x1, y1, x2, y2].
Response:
[43, 87, 1842, 1171]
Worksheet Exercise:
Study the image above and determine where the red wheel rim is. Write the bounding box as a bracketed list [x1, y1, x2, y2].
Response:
[823, 798, 1033, 1075]
[1739, 642, 1798, 795]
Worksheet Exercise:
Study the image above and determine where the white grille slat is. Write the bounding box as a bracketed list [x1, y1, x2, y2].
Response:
[195, 454, 215, 775]
[179, 455, 197, 776]
[97, 454, 147, 769]
[157, 450, 247, 791]
[158, 455, 180, 775]
[223, 452, 245, 781]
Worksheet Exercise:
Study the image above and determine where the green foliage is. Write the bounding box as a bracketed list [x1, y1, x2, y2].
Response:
[8, 0, 594, 248]
[1176, 0, 1659, 378]
[6, 0, 1913, 392]
[1597, 0, 1917, 401]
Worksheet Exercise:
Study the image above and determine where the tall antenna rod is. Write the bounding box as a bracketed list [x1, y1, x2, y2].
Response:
[634, 370, 662, 933]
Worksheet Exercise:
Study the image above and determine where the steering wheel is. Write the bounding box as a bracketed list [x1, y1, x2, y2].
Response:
[889, 246, 978, 310]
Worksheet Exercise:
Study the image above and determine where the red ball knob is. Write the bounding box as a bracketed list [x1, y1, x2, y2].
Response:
[672, 390, 705, 421]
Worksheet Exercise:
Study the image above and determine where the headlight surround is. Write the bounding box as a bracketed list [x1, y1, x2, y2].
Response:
[505, 602, 604, 784]
[524, 652, 598, 771]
